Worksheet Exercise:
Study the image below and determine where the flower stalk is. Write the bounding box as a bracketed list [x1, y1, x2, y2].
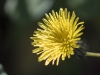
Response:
[86, 52, 100, 57]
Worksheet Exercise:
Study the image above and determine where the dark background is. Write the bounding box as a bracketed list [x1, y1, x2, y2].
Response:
[0, 0, 100, 75]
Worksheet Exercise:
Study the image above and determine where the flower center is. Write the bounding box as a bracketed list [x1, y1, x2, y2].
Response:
[62, 39, 70, 47]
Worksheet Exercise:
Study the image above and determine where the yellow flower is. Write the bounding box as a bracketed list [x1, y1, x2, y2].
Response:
[30, 8, 84, 66]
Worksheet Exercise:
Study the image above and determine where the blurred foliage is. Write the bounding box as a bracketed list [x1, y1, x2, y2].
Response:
[0, 0, 100, 75]
[4, 0, 55, 23]
[0, 64, 7, 75]
[66, 0, 100, 21]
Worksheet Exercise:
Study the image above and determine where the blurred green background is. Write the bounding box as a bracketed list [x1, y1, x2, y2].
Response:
[0, 0, 100, 75]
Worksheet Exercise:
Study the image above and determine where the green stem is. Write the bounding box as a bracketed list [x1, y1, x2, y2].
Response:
[86, 52, 100, 57]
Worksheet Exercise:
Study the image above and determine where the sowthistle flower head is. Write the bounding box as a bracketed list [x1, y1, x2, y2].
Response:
[30, 8, 84, 66]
